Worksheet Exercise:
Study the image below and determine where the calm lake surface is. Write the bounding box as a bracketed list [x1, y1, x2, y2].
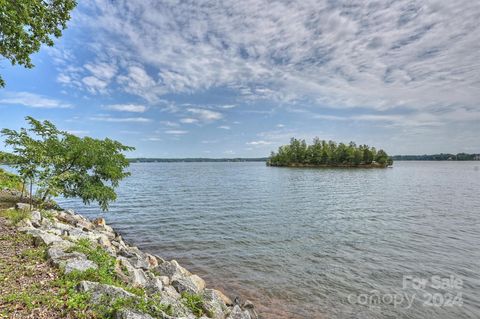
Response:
[59, 161, 480, 319]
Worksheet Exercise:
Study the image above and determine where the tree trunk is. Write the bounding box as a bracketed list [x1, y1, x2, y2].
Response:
[20, 180, 25, 201]
[41, 188, 50, 203]
[29, 180, 33, 211]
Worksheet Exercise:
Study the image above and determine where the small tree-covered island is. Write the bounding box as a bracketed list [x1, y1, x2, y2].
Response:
[267, 138, 393, 168]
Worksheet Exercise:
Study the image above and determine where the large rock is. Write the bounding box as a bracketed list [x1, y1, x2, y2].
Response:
[115, 309, 155, 319]
[64, 258, 98, 274]
[189, 275, 206, 291]
[213, 289, 233, 306]
[77, 281, 136, 304]
[127, 254, 150, 270]
[202, 289, 228, 319]
[57, 211, 81, 226]
[117, 257, 148, 287]
[227, 305, 251, 319]
[146, 254, 158, 268]
[158, 287, 192, 318]
[47, 246, 85, 267]
[172, 275, 205, 294]
[98, 235, 116, 256]
[30, 210, 42, 227]
[76, 219, 94, 231]
[153, 260, 191, 281]
[27, 229, 66, 246]
[15, 202, 30, 210]
[17, 218, 34, 232]
[144, 274, 163, 295]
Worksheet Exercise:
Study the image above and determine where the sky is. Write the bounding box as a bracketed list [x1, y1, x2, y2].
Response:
[1, 0, 479, 157]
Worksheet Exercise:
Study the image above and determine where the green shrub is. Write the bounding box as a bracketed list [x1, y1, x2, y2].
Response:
[0, 168, 23, 191]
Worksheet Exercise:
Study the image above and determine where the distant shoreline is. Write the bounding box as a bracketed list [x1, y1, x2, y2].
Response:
[128, 158, 267, 163]
[127, 157, 479, 163]
[392, 153, 480, 161]
[267, 162, 390, 168]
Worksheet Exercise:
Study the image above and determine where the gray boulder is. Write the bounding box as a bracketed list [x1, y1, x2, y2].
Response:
[202, 289, 228, 319]
[115, 309, 154, 319]
[15, 202, 30, 210]
[172, 277, 199, 295]
[117, 256, 148, 287]
[77, 281, 136, 304]
[27, 229, 66, 246]
[145, 275, 163, 295]
[172, 275, 205, 295]
[227, 305, 251, 319]
[30, 210, 42, 227]
[64, 258, 98, 274]
[47, 246, 86, 267]
[153, 260, 190, 281]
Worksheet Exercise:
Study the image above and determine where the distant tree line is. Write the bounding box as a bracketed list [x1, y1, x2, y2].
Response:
[392, 153, 480, 161]
[267, 138, 393, 167]
[129, 158, 267, 163]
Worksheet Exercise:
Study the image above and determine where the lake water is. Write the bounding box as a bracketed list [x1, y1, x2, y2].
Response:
[58, 161, 480, 319]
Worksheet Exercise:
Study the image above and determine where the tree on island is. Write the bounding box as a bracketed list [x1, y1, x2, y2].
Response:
[1, 116, 134, 210]
[0, 0, 77, 87]
[267, 138, 393, 167]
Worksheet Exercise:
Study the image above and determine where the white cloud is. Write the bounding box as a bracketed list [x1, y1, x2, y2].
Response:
[84, 62, 117, 81]
[142, 136, 162, 141]
[180, 118, 199, 124]
[219, 104, 236, 109]
[73, 0, 479, 114]
[104, 104, 147, 113]
[117, 66, 162, 102]
[57, 73, 72, 84]
[246, 140, 272, 145]
[187, 108, 223, 122]
[82, 76, 108, 92]
[89, 116, 152, 123]
[218, 125, 231, 130]
[165, 130, 188, 135]
[160, 121, 180, 127]
[0, 92, 72, 108]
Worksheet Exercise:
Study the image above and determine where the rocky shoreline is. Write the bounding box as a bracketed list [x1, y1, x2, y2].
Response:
[9, 203, 257, 319]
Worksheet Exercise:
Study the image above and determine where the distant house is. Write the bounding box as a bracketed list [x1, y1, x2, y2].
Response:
[474, 154, 480, 161]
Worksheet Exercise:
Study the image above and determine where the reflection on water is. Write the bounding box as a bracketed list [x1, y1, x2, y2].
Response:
[59, 161, 480, 319]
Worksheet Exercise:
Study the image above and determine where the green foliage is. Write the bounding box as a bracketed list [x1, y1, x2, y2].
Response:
[0, 0, 77, 87]
[1, 116, 134, 210]
[268, 137, 393, 167]
[64, 239, 174, 317]
[95, 295, 173, 318]
[65, 238, 120, 286]
[0, 168, 23, 190]
[181, 291, 208, 317]
[392, 153, 480, 161]
[0, 208, 30, 225]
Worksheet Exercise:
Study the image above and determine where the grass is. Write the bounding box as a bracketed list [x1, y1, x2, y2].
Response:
[0, 234, 176, 318]
[64, 238, 174, 318]
[0, 208, 30, 225]
[94, 294, 173, 318]
[65, 238, 120, 287]
[181, 292, 210, 317]
[0, 208, 183, 318]
[0, 228, 97, 318]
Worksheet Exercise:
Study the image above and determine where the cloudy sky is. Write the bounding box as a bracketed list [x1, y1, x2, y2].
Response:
[1, 0, 479, 157]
